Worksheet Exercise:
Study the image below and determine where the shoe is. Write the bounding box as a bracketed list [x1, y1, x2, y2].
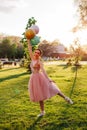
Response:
[65, 97, 73, 104]
[37, 111, 45, 117]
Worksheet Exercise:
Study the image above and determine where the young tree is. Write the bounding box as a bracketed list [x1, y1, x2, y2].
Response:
[74, 0, 87, 27]
[70, 38, 83, 66]
[21, 17, 38, 72]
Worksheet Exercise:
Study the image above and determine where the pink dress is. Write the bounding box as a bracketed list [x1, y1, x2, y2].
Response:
[28, 59, 61, 102]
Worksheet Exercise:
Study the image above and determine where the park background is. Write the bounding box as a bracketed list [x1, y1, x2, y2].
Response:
[0, 0, 87, 130]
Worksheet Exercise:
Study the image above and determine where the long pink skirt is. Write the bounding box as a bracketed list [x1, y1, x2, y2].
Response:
[28, 72, 61, 102]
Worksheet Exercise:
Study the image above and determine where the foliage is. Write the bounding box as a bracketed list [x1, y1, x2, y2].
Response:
[0, 38, 11, 58]
[66, 59, 72, 66]
[74, 0, 87, 27]
[16, 45, 24, 59]
[81, 53, 87, 61]
[21, 17, 37, 44]
[70, 38, 84, 66]
[0, 64, 87, 130]
[0, 37, 24, 59]
[19, 58, 31, 73]
[21, 17, 38, 72]
[0, 60, 3, 69]
[38, 40, 51, 57]
[38, 40, 61, 57]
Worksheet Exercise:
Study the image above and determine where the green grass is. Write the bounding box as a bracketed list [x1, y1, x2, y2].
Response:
[0, 63, 87, 130]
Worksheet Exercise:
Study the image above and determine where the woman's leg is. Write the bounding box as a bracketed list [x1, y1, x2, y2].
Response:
[57, 92, 73, 104]
[39, 101, 44, 112]
[57, 92, 66, 99]
[38, 101, 45, 117]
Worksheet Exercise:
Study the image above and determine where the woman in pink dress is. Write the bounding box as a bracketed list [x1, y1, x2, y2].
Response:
[27, 39, 73, 117]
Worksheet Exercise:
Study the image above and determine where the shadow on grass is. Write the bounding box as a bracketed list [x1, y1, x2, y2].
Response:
[62, 65, 74, 70]
[61, 65, 78, 98]
[0, 72, 29, 82]
[43, 122, 71, 130]
[27, 116, 43, 130]
[70, 66, 78, 98]
[0, 67, 20, 72]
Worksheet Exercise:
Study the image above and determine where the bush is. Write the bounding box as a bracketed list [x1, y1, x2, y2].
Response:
[19, 59, 24, 67]
[19, 58, 31, 73]
[81, 54, 87, 61]
[0, 61, 3, 69]
[24, 59, 31, 73]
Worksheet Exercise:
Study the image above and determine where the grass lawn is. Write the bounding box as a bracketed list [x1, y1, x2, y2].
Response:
[0, 63, 87, 130]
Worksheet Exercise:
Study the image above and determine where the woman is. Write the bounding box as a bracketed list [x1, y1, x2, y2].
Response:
[27, 39, 73, 117]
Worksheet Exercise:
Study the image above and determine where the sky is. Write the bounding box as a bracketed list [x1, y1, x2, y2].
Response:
[0, 0, 87, 47]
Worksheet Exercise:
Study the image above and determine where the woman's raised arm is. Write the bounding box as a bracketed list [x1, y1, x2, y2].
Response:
[27, 39, 33, 59]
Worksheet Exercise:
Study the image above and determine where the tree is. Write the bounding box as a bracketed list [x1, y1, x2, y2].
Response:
[0, 38, 11, 58]
[21, 17, 37, 58]
[38, 39, 62, 57]
[38, 40, 51, 57]
[70, 38, 84, 65]
[74, 0, 87, 27]
[21, 17, 38, 72]
[16, 45, 24, 59]
[8, 43, 17, 59]
[0, 37, 24, 59]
